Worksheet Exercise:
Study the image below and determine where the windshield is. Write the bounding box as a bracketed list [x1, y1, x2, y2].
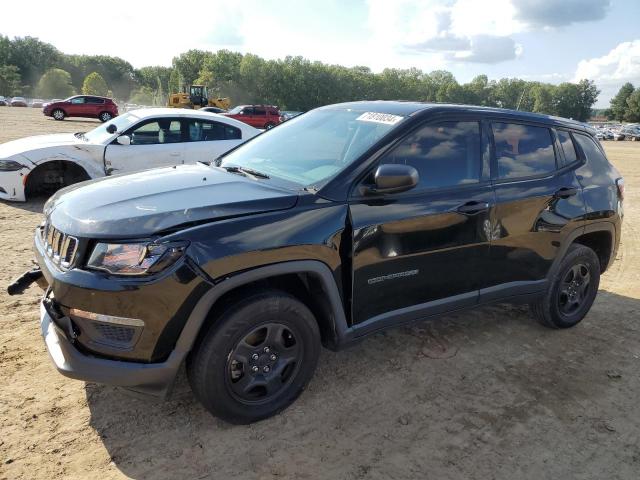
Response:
[219, 109, 403, 187]
[83, 112, 140, 144]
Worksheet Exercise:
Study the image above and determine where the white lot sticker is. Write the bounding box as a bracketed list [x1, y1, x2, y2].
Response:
[356, 112, 404, 125]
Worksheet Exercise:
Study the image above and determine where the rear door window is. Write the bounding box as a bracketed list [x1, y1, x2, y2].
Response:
[492, 122, 557, 179]
[557, 130, 578, 164]
[254, 107, 266, 116]
[86, 97, 105, 104]
[187, 119, 242, 141]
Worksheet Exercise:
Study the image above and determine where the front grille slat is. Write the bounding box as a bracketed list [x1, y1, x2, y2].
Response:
[41, 221, 78, 269]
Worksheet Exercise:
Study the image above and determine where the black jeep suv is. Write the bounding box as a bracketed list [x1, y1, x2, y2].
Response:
[28, 102, 623, 424]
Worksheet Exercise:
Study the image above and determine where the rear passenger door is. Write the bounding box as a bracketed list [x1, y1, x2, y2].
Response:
[483, 121, 586, 301]
[184, 118, 243, 163]
[349, 118, 494, 326]
[85, 96, 105, 116]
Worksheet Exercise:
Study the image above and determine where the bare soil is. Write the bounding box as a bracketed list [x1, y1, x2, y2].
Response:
[1, 107, 639, 480]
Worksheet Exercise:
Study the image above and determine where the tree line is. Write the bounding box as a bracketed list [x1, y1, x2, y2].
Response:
[607, 83, 640, 122]
[0, 35, 609, 122]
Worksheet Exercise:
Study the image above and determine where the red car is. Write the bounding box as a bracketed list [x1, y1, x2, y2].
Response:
[222, 105, 282, 129]
[43, 95, 119, 122]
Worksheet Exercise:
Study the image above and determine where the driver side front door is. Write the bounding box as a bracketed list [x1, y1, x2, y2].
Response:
[349, 119, 494, 330]
[104, 118, 185, 175]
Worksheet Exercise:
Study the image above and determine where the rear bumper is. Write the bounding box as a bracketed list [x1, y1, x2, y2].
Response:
[40, 300, 185, 397]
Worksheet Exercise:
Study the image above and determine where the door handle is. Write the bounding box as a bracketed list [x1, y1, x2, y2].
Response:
[456, 201, 490, 215]
[554, 187, 578, 199]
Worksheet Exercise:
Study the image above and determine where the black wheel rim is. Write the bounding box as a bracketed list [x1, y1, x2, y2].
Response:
[226, 322, 301, 404]
[558, 262, 591, 316]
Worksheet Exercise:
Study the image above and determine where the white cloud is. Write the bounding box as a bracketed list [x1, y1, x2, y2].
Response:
[573, 40, 640, 107]
[573, 40, 640, 85]
[367, 0, 523, 64]
[367, 0, 612, 65]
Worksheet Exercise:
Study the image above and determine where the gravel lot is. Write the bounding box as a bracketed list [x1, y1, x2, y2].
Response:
[1, 107, 639, 480]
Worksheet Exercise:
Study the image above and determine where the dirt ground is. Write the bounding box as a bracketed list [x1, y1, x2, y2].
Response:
[0, 107, 639, 480]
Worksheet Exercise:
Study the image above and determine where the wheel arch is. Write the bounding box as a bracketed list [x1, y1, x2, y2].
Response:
[549, 222, 617, 279]
[24, 159, 92, 198]
[175, 261, 349, 356]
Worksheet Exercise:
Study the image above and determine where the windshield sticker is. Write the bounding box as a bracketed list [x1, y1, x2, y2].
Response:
[356, 112, 404, 125]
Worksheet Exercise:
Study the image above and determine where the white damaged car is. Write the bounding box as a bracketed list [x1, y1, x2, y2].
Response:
[0, 108, 259, 201]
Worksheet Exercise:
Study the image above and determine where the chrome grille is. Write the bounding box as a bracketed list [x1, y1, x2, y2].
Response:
[42, 221, 78, 269]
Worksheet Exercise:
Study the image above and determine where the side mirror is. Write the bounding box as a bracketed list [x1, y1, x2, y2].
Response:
[106, 124, 117, 134]
[116, 135, 131, 146]
[364, 164, 419, 195]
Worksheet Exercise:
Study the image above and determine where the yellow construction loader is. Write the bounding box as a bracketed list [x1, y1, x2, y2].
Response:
[168, 85, 231, 110]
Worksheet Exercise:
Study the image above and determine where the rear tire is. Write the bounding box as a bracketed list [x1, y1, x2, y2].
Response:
[531, 244, 600, 328]
[187, 290, 321, 424]
[99, 111, 113, 122]
[52, 109, 65, 121]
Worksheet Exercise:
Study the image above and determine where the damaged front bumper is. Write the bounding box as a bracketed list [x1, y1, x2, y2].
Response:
[39, 292, 185, 398]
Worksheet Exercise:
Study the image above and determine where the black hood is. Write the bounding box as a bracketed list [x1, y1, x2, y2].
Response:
[45, 163, 299, 238]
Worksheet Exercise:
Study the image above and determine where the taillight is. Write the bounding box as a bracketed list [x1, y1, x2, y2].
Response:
[616, 178, 625, 201]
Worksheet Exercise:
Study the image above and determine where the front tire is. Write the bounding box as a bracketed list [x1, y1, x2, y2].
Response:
[531, 244, 600, 328]
[99, 111, 113, 122]
[52, 109, 65, 121]
[187, 291, 321, 424]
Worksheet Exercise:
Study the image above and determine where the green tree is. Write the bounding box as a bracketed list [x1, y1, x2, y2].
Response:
[172, 50, 209, 86]
[575, 79, 600, 122]
[82, 71, 109, 96]
[168, 68, 181, 95]
[4, 36, 61, 91]
[530, 83, 554, 115]
[36, 68, 75, 98]
[625, 89, 640, 122]
[0, 64, 21, 95]
[609, 82, 634, 121]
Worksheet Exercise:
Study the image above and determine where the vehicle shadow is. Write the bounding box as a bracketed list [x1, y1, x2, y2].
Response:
[85, 289, 640, 479]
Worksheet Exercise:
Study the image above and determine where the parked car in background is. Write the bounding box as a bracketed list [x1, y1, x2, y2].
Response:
[200, 106, 228, 114]
[30, 99, 44, 108]
[43, 95, 119, 122]
[10, 97, 28, 107]
[595, 129, 614, 141]
[0, 108, 258, 201]
[222, 104, 282, 129]
[0, 96, 8, 106]
[43, 99, 62, 108]
[280, 110, 303, 121]
[620, 126, 640, 141]
[15, 102, 623, 424]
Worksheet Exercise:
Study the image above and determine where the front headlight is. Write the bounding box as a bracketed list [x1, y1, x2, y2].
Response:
[87, 241, 188, 276]
[0, 159, 26, 171]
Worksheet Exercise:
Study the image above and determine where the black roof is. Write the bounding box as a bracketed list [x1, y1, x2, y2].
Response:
[322, 100, 591, 132]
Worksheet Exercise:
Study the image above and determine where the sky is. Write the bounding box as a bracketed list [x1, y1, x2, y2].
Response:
[2, 0, 639, 107]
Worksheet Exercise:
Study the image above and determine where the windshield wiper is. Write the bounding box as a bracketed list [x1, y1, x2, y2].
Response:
[221, 165, 270, 179]
[73, 132, 87, 141]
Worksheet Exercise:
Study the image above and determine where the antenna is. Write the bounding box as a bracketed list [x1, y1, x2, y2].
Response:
[516, 87, 527, 110]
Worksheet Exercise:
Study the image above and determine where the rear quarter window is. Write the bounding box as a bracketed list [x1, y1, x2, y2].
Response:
[573, 133, 610, 168]
[492, 122, 557, 179]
